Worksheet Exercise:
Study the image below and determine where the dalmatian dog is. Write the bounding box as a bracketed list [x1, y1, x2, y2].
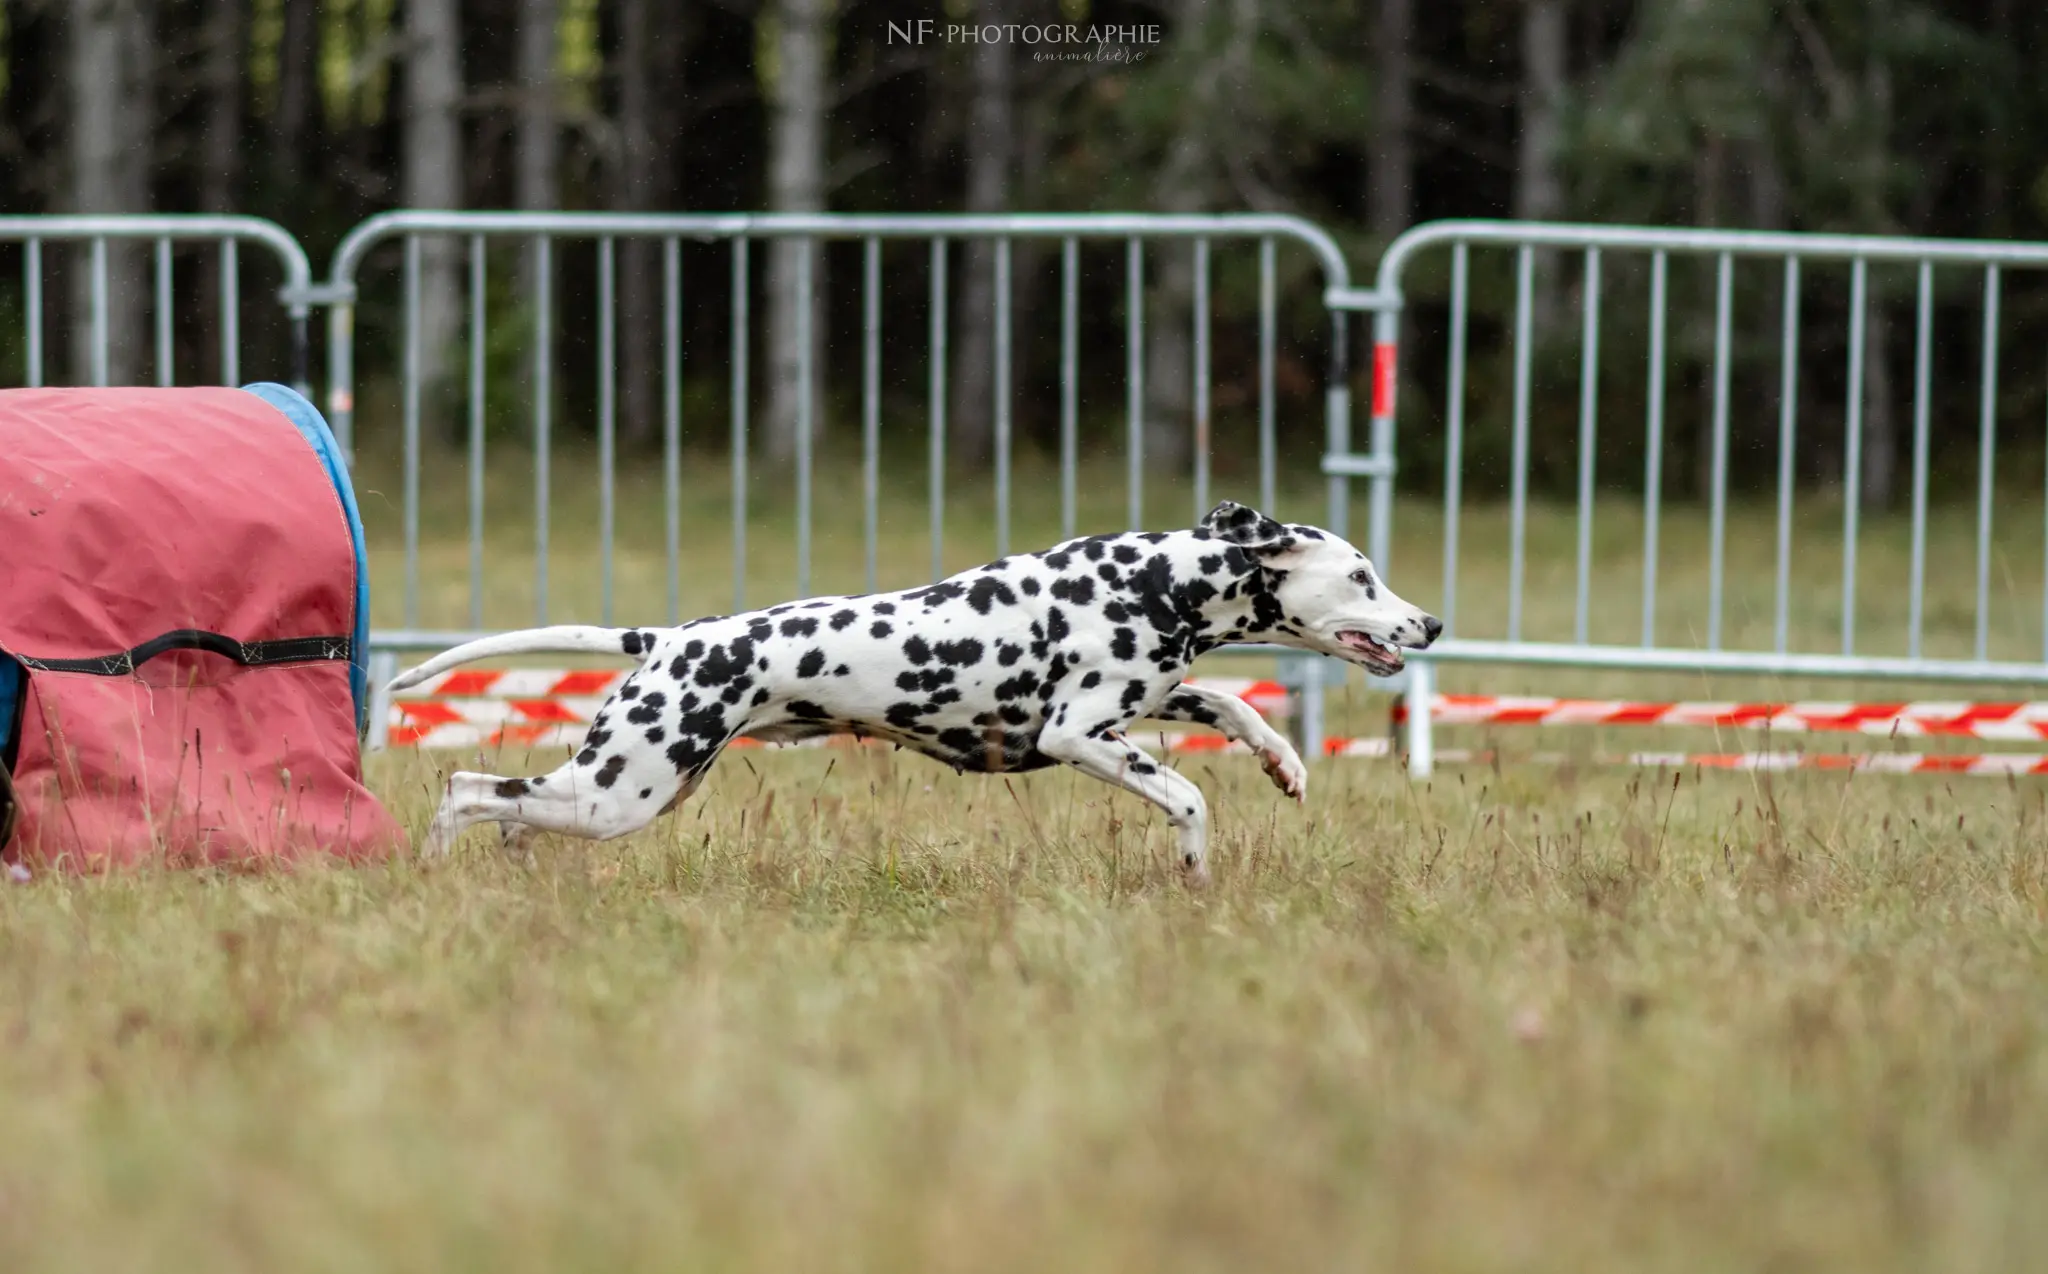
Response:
[390, 501, 1441, 883]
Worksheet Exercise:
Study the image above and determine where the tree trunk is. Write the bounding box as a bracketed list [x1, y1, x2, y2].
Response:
[950, 0, 1014, 466]
[517, 0, 559, 213]
[1691, 132, 1725, 502]
[273, 0, 316, 187]
[1368, 0, 1414, 242]
[615, 0, 664, 447]
[200, 0, 241, 214]
[202, 0, 243, 385]
[1515, 0, 1566, 327]
[1143, 0, 1239, 474]
[404, 0, 464, 407]
[764, 0, 828, 461]
[1857, 47, 1895, 509]
[516, 0, 558, 422]
[68, 0, 154, 387]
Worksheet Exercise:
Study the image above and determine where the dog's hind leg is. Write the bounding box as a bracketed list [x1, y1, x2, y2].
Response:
[422, 754, 697, 858]
[1147, 683, 1307, 803]
[1037, 707, 1213, 885]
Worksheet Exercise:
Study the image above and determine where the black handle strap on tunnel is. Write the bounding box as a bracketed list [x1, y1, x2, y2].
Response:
[13, 630, 351, 677]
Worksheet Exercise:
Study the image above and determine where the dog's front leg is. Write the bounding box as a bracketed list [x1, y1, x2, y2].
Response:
[1147, 684, 1307, 803]
[1038, 711, 1212, 885]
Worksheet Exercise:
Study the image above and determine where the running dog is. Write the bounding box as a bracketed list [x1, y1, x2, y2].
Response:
[391, 501, 1441, 882]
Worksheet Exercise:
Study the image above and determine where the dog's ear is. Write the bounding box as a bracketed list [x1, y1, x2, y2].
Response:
[1201, 500, 1299, 557]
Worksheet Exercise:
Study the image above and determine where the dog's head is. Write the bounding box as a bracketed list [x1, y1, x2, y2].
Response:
[1200, 500, 1441, 675]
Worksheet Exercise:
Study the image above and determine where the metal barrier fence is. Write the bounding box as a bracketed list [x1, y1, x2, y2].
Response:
[1333, 221, 2048, 776]
[321, 212, 1384, 753]
[0, 215, 316, 393]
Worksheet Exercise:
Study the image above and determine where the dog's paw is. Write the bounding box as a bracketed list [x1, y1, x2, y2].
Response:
[1258, 742, 1308, 804]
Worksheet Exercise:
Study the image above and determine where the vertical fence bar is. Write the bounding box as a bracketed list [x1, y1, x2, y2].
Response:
[598, 237, 618, 622]
[1192, 237, 1211, 519]
[1642, 251, 1668, 647]
[468, 235, 486, 630]
[1907, 259, 1933, 659]
[90, 238, 109, 387]
[534, 235, 553, 623]
[1441, 241, 1469, 634]
[1573, 248, 1602, 645]
[1507, 246, 1534, 642]
[1061, 237, 1079, 540]
[154, 239, 173, 387]
[1126, 238, 1144, 531]
[1842, 257, 1868, 655]
[1774, 256, 1801, 654]
[1707, 252, 1733, 650]
[1258, 237, 1278, 515]
[24, 240, 42, 388]
[929, 239, 948, 582]
[220, 239, 239, 386]
[664, 238, 683, 624]
[402, 235, 422, 627]
[863, 237, 882, 593]
[794, 240, 814, 598]
[731, 238, 751, 611]
[1976, 265, 2000, 662]
[995, 236, 1013, 557]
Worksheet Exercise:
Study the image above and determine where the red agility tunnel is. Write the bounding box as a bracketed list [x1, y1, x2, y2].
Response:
[0, 384, 403, 870]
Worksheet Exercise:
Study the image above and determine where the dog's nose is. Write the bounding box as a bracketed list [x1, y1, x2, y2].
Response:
[1420, 615, 1443, 646]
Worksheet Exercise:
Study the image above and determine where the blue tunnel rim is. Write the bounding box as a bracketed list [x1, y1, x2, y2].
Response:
[238, 381, 374, 735]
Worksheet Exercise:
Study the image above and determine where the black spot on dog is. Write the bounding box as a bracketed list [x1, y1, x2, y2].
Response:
[645, 726, 665, 743]
[1020, 577, 1041, 596]
[752, 688, 771, 706]
[870, 620, 893, 638]
[1198, 554, 1223, 575]
[1120, 680, 1151, 713]
[780, 616, 819, 638]
[1043, 550, 1072, 570]
[1112, 543, 1141, 564]
[619, 683, 641, 701]
[790, 700, 829, 720]
[1110, 627, 1137, 661]
[748, 619, 774, 642]
[830, 609, 858, 630]
[967, 577, 1018, 614]
[495, 778, 530, 798]
[873, 601, 896, 615]
[897, 667, 956, 693]
[1050, 575, 1096, 606]
[595, 755, 627, 788]
[835, 664, 851, 676]
[621, 630, 647, 656]
[903, 635, 933, 665]
[797, 649, 826, 678]
[1081, 671, 1102, 690]
[640, 788, 652, 800]
[933, 638, 984, 667]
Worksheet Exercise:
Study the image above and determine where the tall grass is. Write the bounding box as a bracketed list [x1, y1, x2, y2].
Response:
[2, 455, 2045, 1271]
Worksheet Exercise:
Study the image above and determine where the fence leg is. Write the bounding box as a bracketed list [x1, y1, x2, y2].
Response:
[1404, 658, 1435, 778]
[365, 650, 400, 752]
[1300, 657, 1326, 763]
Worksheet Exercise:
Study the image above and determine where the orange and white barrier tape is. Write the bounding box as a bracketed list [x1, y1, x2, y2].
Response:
[1393, 694, 2048, 741]
[1321, 738, 2048, 775]
[390, 672, 1293, 751]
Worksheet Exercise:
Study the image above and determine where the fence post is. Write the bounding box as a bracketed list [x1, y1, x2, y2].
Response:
[1404, 659, 1434, 778]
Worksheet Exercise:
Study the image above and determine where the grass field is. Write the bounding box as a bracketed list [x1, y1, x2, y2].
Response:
[5, 451, 2048, 1272]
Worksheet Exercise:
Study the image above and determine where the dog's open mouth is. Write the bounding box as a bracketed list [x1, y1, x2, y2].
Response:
[1335, 629, 1405, 674]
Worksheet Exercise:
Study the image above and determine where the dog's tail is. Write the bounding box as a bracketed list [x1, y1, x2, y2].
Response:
[387, 625, 652, 694]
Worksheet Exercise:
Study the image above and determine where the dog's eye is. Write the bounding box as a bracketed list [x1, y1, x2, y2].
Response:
[1350, 569, 1371, 586]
